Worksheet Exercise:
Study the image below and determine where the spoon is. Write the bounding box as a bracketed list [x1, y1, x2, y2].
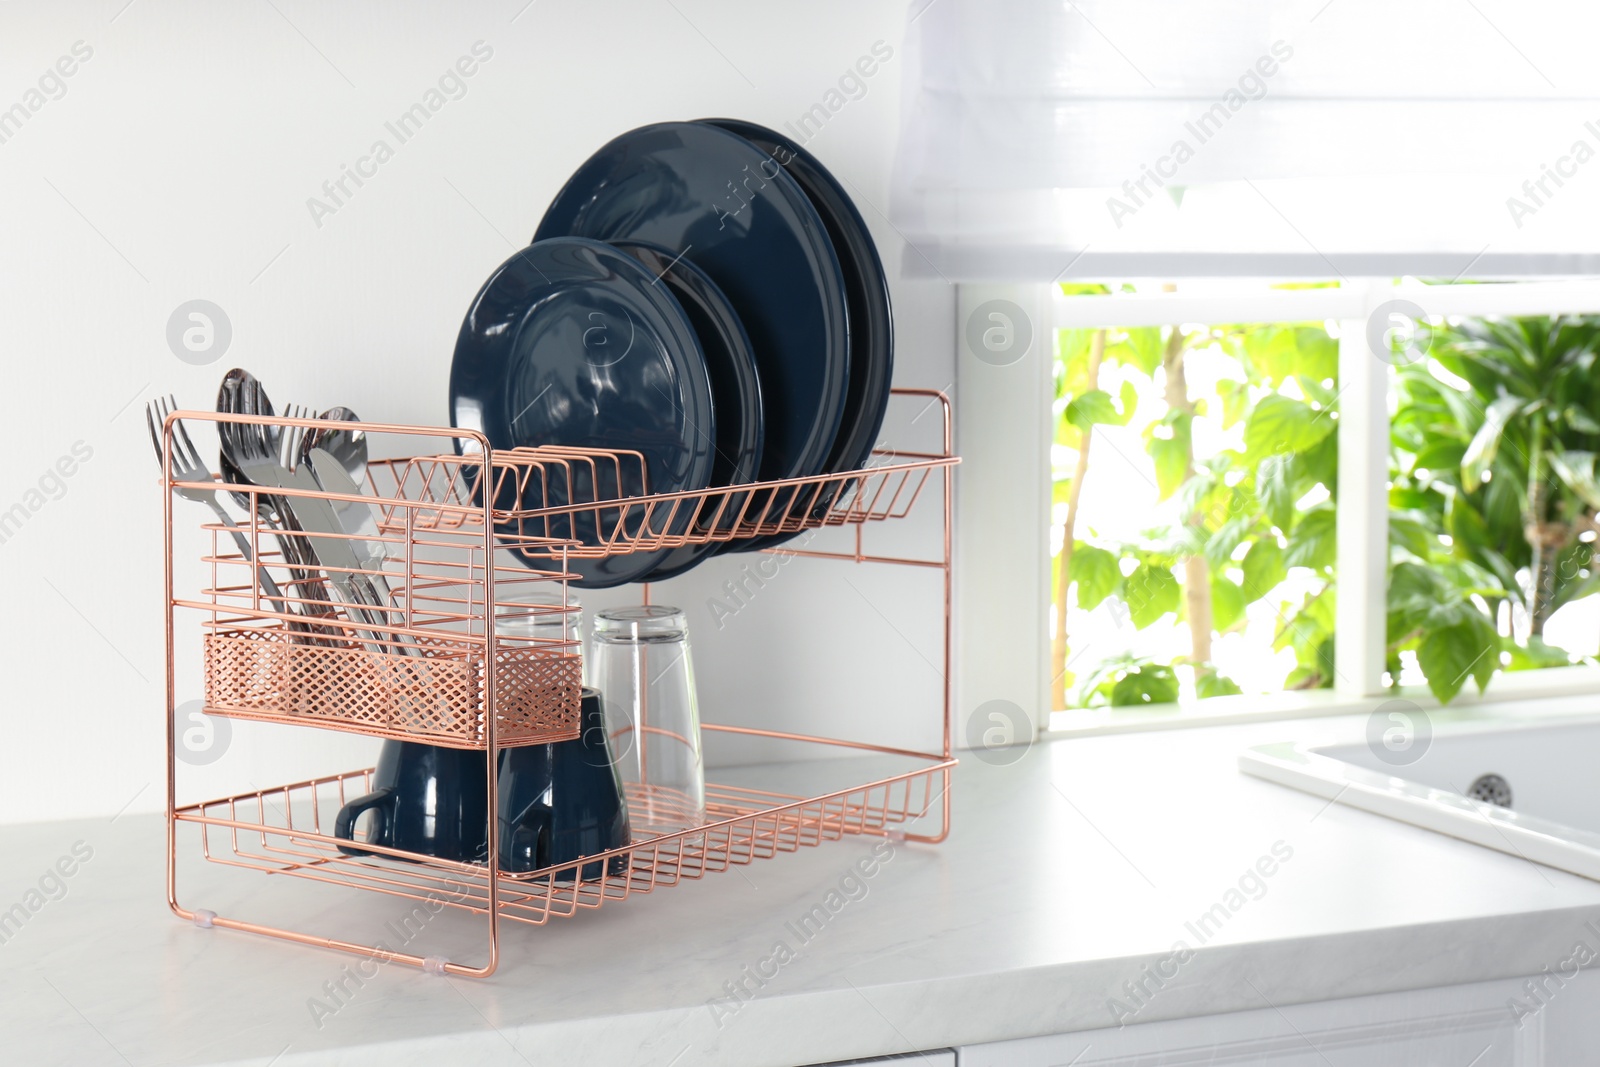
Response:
[217, 368, 285, 510]
[216, 368, 338, 634]
[302, 405, 367, 486]
[302, 408, 395, 564]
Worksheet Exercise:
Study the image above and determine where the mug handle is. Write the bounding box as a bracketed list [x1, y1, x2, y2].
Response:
[504, 805, 552, 874]
[335, 787, 395, 856]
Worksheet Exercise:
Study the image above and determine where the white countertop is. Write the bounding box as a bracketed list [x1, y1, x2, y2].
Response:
[6, 712, 1600, 1067]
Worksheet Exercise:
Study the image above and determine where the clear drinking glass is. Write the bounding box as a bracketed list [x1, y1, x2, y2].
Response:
[590, 605, 705, 834]
[492, 586, 584, 683]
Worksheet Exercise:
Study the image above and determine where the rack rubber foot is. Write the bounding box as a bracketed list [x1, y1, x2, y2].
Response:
[421, 956, 449, 976]
[192, 909, 217, 929]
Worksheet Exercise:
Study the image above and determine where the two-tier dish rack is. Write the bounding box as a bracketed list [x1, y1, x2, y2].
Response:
[161, 388, 958, 977]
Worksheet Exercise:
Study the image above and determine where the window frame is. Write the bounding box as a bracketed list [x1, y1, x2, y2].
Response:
[952, 278, 1600, 745]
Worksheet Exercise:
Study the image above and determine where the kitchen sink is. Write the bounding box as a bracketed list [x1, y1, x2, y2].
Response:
[1240, 696, 1600, 881]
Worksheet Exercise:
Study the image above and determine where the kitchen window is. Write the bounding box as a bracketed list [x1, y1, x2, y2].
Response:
[1042, 277, 1600, 732]
[897, 0, 1600, 741]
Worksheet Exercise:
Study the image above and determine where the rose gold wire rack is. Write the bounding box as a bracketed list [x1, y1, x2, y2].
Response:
[163, 388, 958, 978]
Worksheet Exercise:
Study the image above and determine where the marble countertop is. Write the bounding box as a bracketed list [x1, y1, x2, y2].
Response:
[6, 711, 1600, 1067]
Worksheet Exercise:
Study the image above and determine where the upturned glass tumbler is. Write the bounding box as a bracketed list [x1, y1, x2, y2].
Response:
[492, 585, 585, 682]
[590, 605, 705, 833]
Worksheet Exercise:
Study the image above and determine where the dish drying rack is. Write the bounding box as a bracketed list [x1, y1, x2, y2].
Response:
[162, 389, 958, 977]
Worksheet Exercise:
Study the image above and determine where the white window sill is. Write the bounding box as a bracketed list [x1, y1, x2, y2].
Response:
[1044, 664, 1600, 738]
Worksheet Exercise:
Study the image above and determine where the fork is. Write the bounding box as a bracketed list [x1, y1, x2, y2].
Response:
[279, 403, 313, 473]
[146, 396, 295, 621]
[276, 404, 341, 614]
[221, 394, 407, 657]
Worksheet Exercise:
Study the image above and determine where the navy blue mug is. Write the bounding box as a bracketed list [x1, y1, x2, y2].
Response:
[334, 741, 490, 864]
[500, 687, 632, 880]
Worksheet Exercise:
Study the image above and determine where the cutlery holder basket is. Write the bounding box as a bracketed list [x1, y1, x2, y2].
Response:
[171, 414, 587, 750]
[161, 392, 959, 978]
[202, 626, 582, 747]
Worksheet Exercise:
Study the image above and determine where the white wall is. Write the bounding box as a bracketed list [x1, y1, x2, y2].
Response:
[0, 0, 954, 824]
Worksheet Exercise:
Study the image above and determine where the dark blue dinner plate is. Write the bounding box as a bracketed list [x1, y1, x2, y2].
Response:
[701, 119, 894, 552]
[449, 237, 716, 588]
[609, 240, 764, 582]
[534, 122, 850, 507]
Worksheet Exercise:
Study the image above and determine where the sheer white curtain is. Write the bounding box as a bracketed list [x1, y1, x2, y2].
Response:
[891, 0, 1600, 278]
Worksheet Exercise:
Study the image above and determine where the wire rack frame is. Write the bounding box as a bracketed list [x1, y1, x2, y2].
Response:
[381, 435, 954, 559]
[162, 388, 958, 978]
[174, 738, 951, 927]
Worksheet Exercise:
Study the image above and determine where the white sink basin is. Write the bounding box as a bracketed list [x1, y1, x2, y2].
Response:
[1240, 702, 1600, 881]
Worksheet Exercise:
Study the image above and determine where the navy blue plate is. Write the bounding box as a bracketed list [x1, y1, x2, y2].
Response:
[609, 240, 764, 582]
[534, 123, 849, 504]
[449, 238, 716, 588]
[701, 119, 894, 552]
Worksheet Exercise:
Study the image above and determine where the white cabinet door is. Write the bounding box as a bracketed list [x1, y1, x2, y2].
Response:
[959, 971, 1600, 1066]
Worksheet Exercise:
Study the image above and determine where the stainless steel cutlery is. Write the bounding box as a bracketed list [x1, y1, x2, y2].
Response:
[155, 370, 413, 659]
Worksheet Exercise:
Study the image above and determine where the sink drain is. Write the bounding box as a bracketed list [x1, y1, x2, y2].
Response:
[1467, 773, 1512, 808]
